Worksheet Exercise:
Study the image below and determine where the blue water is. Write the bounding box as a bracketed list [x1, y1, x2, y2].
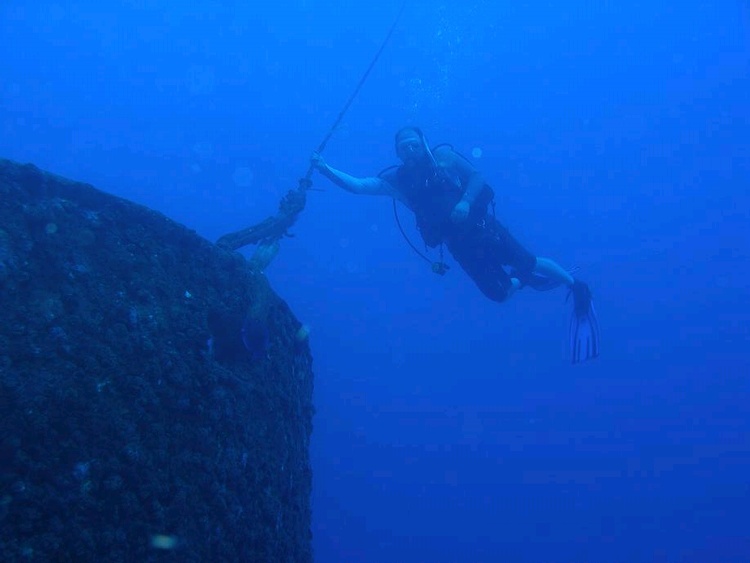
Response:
[2, 2, 749, 561]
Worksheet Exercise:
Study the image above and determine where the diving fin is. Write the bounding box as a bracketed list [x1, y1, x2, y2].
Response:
[568, 280, 600, 364]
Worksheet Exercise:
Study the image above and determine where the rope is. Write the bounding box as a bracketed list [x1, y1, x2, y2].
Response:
[300, 0, 408, 188]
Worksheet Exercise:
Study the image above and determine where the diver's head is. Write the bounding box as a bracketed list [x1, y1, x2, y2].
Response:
[395, 126, 429, 166]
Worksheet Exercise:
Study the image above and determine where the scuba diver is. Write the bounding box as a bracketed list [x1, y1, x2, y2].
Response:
[310, 126, 600, 364]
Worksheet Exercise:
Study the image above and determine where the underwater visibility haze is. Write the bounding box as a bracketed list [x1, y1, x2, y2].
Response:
[1, 1, 750, 561]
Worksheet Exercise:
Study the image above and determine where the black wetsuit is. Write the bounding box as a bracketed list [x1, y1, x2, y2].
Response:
[381, 146, 536, 302]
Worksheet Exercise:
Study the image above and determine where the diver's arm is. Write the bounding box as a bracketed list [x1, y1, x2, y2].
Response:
[434, 146, 487, 222]
[312, 152, 394, 196]
[322, 166, 392, 196]
[460, 170, 486, 206]
[432, 146, 484, 205]
[448, 150, 486, 206]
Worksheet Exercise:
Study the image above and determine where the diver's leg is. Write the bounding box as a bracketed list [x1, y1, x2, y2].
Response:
[452, 245, 517, 303]
[534, 257, 574, 287]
